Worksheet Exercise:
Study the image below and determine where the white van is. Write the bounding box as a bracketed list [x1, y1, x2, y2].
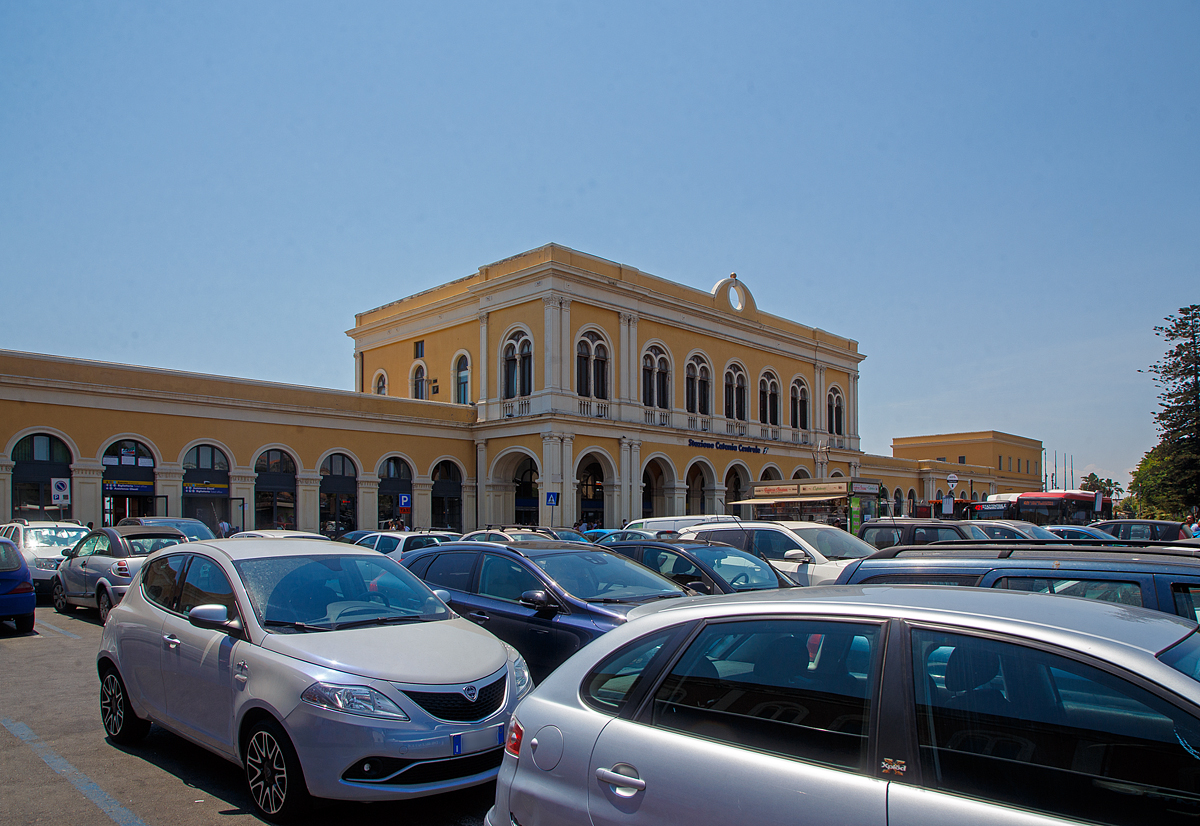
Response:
[624, 515, 730, 536]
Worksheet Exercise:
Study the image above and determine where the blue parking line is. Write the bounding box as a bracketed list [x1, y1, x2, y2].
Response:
[35, 620, 81, 639]
[2, 718, 150, 826]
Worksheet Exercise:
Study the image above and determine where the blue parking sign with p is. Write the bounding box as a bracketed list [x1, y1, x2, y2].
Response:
[545, 492, 559, 506]
[398, 493, 411, 513]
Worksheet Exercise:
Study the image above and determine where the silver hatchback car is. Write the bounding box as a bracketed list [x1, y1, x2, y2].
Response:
[97, 539, 533, 822]
[490, 585, 1200, 826]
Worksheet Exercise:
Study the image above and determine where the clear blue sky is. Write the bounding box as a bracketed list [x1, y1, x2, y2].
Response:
[2, 2, 1196, 488]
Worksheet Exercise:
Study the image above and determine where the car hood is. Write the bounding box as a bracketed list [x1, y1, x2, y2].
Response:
[29, 544, 75, 560]
[259, 616, 508, 684]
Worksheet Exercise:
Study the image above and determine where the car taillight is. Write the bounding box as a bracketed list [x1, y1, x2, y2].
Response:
[505, 718, 524, 758]
[111, 560, 130, 577]
[7, 581, 34, 595]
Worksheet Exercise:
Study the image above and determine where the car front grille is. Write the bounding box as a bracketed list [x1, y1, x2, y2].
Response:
[342, 747, 505, 785]
[402, 673, 506, 722]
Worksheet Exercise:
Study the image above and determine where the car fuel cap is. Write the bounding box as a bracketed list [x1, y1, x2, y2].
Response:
[530, 725, 564, 771]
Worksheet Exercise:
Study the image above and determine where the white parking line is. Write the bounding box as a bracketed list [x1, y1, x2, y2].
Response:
[34, 620, 81, 639]
[2, 718, 150, 826]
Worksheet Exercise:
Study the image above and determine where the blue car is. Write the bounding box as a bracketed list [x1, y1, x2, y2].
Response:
[0, 537, 36, 633]
[401, 540, 690, 682]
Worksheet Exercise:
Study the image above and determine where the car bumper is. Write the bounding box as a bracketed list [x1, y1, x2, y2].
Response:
[0, 592, 37, 620]
[29, 567, 59, 593]
[282, 702, 511, 801]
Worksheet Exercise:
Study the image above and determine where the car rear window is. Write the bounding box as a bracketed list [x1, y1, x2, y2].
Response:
[126, 535, 186, 555]
[0, 542, 22, 572]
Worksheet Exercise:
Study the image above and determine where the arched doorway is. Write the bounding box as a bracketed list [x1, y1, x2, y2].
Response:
[320, 453, 358, 537]
[102, 439, 156, 525]
[514, 457, 539, 525]
[725, 466, 748, 518]
[11, 433, 73, 520]
[685, 464, 707, 515]
[642, 459, 674, 518]
[379, 457, 413, 528]
[182, 444, 231, 534]
[431, 461, 462, 531]
[578, 459, 604, 528]
[254, 449, 297, 529]
[760, 466, 782, 482]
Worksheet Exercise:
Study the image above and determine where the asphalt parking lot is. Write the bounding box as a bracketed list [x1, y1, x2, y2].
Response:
[0, 606, 493, 826]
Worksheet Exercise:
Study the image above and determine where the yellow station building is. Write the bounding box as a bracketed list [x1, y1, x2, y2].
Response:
[0, 244, 1044, 534]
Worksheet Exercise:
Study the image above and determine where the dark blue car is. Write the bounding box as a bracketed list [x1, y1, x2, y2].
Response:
[0, 537, 36, 633]
[401, 540, 689, 681]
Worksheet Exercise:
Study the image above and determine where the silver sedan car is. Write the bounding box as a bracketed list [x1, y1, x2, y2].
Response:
[97, 538, 533, 822]
[489, 585, 1200, 826]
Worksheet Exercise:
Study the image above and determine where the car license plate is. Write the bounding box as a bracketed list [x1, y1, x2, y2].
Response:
[451, 724, 505, 756]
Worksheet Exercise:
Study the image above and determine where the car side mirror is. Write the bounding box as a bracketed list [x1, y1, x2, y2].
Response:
[61, 548, 71, 557]
[519, 589, 559, 612]
[685, 580, 711, 595]
[433, 589, 452, 603]
[784, 549, 811, 563]
[188, 604, 243, 636]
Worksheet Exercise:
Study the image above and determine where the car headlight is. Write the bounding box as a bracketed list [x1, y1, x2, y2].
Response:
[300, 682, 410, 720]
[505, 644, 533, 696]
[34, 558, 61, 570]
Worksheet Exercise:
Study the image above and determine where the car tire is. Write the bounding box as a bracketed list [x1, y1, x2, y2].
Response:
[243, 718, 310, 823]
[99, 667, 150, 744]
[15, 612, 35, 633]
[97, 589, 113, 625]
[52, 580, 74, 614]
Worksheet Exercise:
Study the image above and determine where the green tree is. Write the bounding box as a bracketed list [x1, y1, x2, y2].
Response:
[1079, 473, 1124, 498]
[1139, 304, 1200, 514]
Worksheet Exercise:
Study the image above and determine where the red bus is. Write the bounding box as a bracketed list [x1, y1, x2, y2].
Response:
[968, 490, 1112, 526]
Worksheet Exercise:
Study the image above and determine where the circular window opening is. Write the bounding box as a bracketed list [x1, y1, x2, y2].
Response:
[728, 283, 746, 312]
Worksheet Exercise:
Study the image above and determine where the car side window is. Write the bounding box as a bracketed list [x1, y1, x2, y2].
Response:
[405, 554, 434, 579]
[911, 628, 1200, 825]
[750, 530, 804, 560]
[408, 537, 438, 551]
[423, 552, 477, 591]
[74, 535, 100, 557]
[583, 629, 676, 714]
[647, 618, 882, 772]
[92, 535, 112, 556]
[644, 549, 701, 585]
[606, 543, 639, 560]
[178, 556, 240, 619]
[477, 554, 541, 601]
[1173, 585, 1200, 622]
[702, 529, 748, 550]
[1129, 524, 1155, 540]
[142, 554, 189, 610]
[862, 526, 901, 549]
[375, 535, 401, 553]
[994, 577, 1143, 606]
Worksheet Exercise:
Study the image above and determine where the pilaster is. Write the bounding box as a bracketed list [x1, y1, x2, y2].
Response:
[0, 459, 13, 523]
[296, 472, 322, 533]
[229, 469, 257, 531]
[70, 461, 105, 529]
[154, 464, 184, 518]
[356, 476, 380, 532]
[412, 480, 433, 530]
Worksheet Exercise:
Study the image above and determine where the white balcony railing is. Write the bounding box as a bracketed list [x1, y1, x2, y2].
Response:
[501, 398, 531, 418]
[687, 416, 712, 432]
[578, 399, 610, 419]
[726, 421, 747, 437]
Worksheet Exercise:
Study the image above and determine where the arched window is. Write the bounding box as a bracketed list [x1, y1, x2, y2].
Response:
[790, 381, 809, 430]
[827, 388, 844, 435]
[379, 457, 413, 527]
[908, 489, 917, 511]
[12, 434, 71, 464]
[183, 445, 229, 470]
[319, 453, 357, 537]
[759, 374, 780, 426]
[375, 374, 387, 396]
[412, 365, 427, 400]
[431, 461, 463, 532]
[894, 488, 904, 516]
[641, 345, 669, 409]
[455, 356, 470, 405]
[255, 450, 296, 474]
[503, 331, 533, 399]
[575, 332, 609, 400]
[723, 365, 747, 421]
[254, 449, 297, 530]
[11, 434, 74, 520]
[685, 355, 711, 415]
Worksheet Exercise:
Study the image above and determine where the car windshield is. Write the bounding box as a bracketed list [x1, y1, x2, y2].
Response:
[1159, 631, 1200, 683]
[26, 527, 88, 548]
[126, 535, 186, 555]
[965, 524, 991, 540]
[234, 553, 450, 632]
[1025, 524, 1062, 540]
[552, 528, 590, 542]
[148, 520, 215, 541]
[534, 551, 685, 601]
[789, 527, 875, 559]
[689, 546, 780, 590]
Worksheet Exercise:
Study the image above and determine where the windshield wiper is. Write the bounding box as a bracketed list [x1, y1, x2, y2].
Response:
[263, 620, 331, 632]
[332, 615, 426, 630]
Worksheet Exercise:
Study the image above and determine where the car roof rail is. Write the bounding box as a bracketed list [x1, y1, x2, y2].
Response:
[867, 539, 1200, 560]
[10, 517, 28, 525]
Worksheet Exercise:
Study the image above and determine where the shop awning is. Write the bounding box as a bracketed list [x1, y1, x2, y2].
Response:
[730, 494, 845, 505]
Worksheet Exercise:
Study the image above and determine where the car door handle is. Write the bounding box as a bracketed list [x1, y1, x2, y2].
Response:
[235, 660, 249, 684]
[596, 766, 646, 791]
[163, 634, 180, 649]
[467, 612, 490, 623]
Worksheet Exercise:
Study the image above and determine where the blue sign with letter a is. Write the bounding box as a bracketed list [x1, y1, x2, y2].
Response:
[545, 492, 559, 506]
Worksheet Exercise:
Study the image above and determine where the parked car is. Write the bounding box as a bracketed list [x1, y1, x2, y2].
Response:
[401, 541, 690, 682]
[679, 521, 876, 584]
[351, 531, 449, 557]
[117, 516, 216, 541]
[488, 584, 1200, 826]
[460, 527, 561, 543]
[967, 519, 1063, 540]
[97, 538, 533, 821]
[623, 515, 728, 535]
[0, 519, 90, 596]
[855, 518, 986, 550]
[229, 529, 330, 540]
[604, 539, 796, 594]
[835, 544, 1200, 621]
[54, 526, 187, 623]
[334, 530, 375, 545]
[0, 537, 36, 633]
[1092, 519, 1195, 542]
[586, 529, 657, 544]
[1047, 524, 1120, 541]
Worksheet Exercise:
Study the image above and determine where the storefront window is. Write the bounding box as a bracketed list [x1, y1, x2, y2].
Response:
[11, 434, 73, 520]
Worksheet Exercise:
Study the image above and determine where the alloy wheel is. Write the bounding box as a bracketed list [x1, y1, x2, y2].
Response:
[246, 729, 289, 815]
[52, 581, 70, 613]
[100, 672, 125, 736]
[98, 590, 112, 625]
